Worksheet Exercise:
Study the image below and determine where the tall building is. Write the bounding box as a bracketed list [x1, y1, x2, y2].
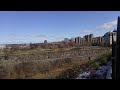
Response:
[103, 30, 117, 46]
[75, 37, 80, 44]
[44, 40, 47, 44]
[74, 34, 104, 46]
[70, 38, 75, 42]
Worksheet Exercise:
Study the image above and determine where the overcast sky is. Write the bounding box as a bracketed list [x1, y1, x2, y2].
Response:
[0, 11, 119, 44]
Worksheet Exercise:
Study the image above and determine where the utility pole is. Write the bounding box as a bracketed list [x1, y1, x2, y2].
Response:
[116, 16, 120, 79]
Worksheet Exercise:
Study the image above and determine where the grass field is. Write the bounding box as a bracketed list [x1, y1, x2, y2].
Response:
[0, 47, 75, 56]
[0, 46, 111, 79]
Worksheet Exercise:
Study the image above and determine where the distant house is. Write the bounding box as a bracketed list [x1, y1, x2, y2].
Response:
[64, 38, 70, 43]
[0, 44, 6, 50]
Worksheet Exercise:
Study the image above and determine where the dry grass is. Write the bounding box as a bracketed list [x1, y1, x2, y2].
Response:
[0, 57, 85, 79]
[0, 47, 110, 79]
[3, 47, 74, 55]
[30, 64, 78, 79]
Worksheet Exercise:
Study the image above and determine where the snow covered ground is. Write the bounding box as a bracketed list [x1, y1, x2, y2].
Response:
[106, 61, 112, 79]
[76, 61, 112, 79]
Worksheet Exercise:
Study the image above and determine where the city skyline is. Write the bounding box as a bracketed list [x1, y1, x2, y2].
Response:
[0, 11, 119, 44]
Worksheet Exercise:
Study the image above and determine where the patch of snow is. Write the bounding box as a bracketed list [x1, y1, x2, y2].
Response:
[76, 61, 112, 79]
[95, 70, 106, 76]
[106, 67, 112, 79]
[98, 66, 108, 71]
[76, 71, 91, 79]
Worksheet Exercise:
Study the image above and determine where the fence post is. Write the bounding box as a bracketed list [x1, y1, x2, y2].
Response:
[112, 33, 116, 79]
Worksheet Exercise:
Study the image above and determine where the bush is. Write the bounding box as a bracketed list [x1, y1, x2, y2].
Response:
[56, 65, 82, 79]
[56, 52, 111, 79]
[89, 62, 99, 69]
[97, 52, 111, 65]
